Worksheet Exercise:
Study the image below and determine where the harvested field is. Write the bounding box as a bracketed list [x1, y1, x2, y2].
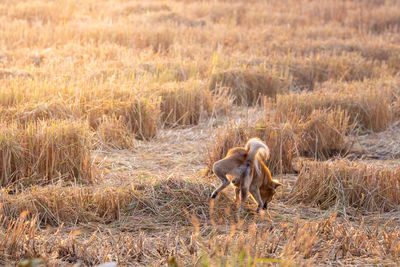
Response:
[1, 0, 400, 266]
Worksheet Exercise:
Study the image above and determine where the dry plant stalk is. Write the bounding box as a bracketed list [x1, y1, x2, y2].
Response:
[13, 100, 77, 124]
[0, 211, 38, 263]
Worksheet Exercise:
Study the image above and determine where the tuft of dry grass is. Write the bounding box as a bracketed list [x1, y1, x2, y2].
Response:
[209, 68, 287, 105]
[0, 120, 93, 188]
[289, 160, 400, 212]
[296, 109, 353, 159]
[285, 54, 383, 91]
[114, 2, 171, 16]
[95, 117, 135, 150]
[362, 7, 400, 33]
[0, 1, 75, 24]
[1, 184, 134, 226]
[87, 97, 160, 140]
[275, 82, 394, 132]
[0, 68, 32, 79]
[158, 81, 231, 127]
[12, 100, 77, 124]
[133, 26, 175, 54]
[0, 211, 38, 264]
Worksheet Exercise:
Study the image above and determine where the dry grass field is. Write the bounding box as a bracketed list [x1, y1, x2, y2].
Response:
[1, 0, 400, 266]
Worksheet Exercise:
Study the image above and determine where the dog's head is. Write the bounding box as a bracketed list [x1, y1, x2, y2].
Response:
[260, 179, 282, 203]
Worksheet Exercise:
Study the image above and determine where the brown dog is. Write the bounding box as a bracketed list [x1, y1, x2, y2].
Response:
[211, 138, 282, 212]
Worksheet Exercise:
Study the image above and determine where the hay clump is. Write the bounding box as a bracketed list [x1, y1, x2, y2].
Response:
[289, 160, 400, 212]
[158, 81, 231, 127]
[0, 120, 93, 188]
[95, 117, 135, 150]
[87, 96, 160, 140]
[275, 84, 393, 132]
[12, 100, 77, 124]
[209, 68, 287, 105]
[297, 109, 353, 159]
[285, 54, 382, 90]
[1, 185, 133, 225]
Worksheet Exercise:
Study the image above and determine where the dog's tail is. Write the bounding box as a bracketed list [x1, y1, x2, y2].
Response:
[245, 138, 270, 175]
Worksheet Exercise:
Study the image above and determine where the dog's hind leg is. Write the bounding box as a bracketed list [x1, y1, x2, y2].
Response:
[211, 161, 231, 199]
[233, 163, 249, 204]
[250, 185, 264, 213]
[239, 168, 252, 212]
[235, 187, 240, 202]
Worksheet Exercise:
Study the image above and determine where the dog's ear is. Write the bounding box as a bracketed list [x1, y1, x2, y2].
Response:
[272, 179, 282, 189]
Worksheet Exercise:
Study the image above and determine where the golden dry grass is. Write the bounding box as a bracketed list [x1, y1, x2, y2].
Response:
[1, 0, 400, 265]
[289, 160, 400, 212]
[159, 80, 231, 126]
[0, 177, 234, 227]
[209, 68, 287, 105]
[207, 107, 353, 175]
[94, 117, 136, 150]
[0, 120, 93, 188]
[275, 80, 396, 132]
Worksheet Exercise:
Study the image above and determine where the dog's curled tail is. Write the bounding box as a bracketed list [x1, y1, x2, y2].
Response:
[245, 137, 270, 175]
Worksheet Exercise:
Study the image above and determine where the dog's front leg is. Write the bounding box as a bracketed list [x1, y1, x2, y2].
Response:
[250, 185, 264, 213]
